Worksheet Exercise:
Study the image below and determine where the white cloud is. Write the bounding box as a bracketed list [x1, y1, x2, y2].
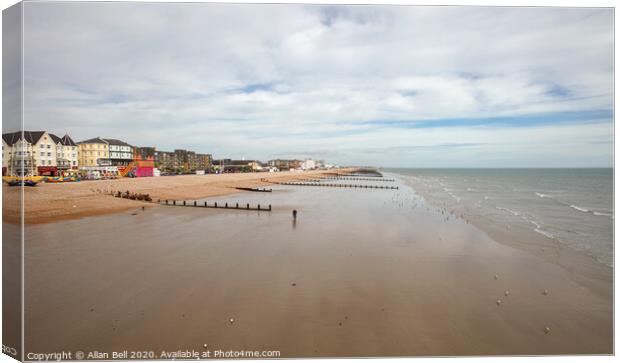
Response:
[16, 2, 613, 166]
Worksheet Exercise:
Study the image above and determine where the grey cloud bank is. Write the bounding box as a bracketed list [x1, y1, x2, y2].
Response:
[18, 2, 613, 167]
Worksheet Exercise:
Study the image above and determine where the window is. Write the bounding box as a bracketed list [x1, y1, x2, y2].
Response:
[40, 152, 44, 156]
[47, 145, 51, 149]
[40, 144, 45, 148]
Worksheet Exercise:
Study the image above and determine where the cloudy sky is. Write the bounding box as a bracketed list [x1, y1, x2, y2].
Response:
[16, 2, 614, 167]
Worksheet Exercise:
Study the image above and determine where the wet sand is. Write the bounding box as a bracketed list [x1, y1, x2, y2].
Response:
[2, 169, 350, 225]
[401, 174, 613, 301]
[20, 176, 612, 357]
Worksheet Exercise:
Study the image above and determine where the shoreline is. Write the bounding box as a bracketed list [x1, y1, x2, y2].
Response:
[2, 169, 354, 225]
[393, 171, 613, 301]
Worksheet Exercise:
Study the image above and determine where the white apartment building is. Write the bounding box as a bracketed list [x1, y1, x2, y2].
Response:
[104, 138, 133, 166]
[301, 158, 317, 170]
[50, 134, 78, 171]
[2, 131, 60, 176]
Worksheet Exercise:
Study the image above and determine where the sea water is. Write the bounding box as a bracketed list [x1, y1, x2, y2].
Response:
[388, 168, 614, 267]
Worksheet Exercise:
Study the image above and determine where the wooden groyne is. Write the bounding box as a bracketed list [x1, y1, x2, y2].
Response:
[325, 177, 395, 182]
[235, 187, 272, 192]
[158, 199, 271, 211]
[274, 181, 398, 190]
[96, 189, 271, 212]
[340, 173, 383, 178]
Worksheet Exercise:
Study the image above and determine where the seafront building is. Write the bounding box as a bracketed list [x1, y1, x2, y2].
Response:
[50, 134, 78, 172]
[77, 137, 133, 167]
[77, 137, 110, 167]
[268, 159, 302, 171]
[2, 130, 325, 177]
[153, 148, 212, 173]
[105, 139, 133, 166]
[301, 158, 316, 170]
[2, 131, 78, 176]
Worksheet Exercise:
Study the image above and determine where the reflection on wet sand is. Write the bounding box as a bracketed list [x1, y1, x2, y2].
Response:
[22, 174, 611, 357]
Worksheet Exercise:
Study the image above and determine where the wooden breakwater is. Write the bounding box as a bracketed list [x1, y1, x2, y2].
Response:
[273, 181, 398, 190]
[340, 173, 383, 178]
[235, 187, 272, 192]
[325, 177, 395, 182]
[158, 199, 271, 211]
[95, 189, 271, 212]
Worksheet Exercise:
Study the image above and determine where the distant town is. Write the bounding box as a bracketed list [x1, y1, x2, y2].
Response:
[2, 130, 335, 179]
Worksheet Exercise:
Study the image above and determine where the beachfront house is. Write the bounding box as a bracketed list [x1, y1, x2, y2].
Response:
[268, 159, 302, 171]
[50, 133, 78, 173]
[77, 137, 111, 167]
[104, 138, 133, 166]
[2, 131, 65, 176]
[301, 158, 316, 170]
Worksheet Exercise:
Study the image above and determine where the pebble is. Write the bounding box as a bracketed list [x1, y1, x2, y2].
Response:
[291, 283, 297, 287]
[229, 318, 234, 324]
[544, 327, 551, 334]
[494, 274, 499, 280]
[504, 290, 510, 296]
[203, 344, 208, 349]
[496, 299, 502, 306]
[543, 289, 549, 296]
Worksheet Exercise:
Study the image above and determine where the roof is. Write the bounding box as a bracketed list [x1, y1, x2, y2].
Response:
[50, 133, 77, 146]
[103, 138, 132, 147]
[77, 137, 108, 145]
[2, 131, 46, 146]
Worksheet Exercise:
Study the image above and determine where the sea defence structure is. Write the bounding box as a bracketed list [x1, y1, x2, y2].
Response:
[160, 199, 271, 211]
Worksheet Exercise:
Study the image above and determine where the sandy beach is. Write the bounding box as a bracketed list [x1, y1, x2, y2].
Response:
[16, 172, 612, 357]
[2, 169, 351, 225]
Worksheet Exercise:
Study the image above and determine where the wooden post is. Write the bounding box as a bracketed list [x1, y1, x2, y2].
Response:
[194, 201, 197, 206]
[258, 204, 261, 210]
[204, 201, 207, 207]
[173, 200, 176, 205]
[225, 202, 228, 208]
[183, 200, 186, 206]
[236, 203, 239, 209]
[269, 204, 272, 211]
[215, 202, 218, 208]
[247, 203, 249, 210]
[166, 200, 168, 205]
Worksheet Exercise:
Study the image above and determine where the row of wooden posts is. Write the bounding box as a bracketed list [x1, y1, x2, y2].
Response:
[324, 177, 395, 182]
[97, 189, 270, 212]
[274, 182, 398, 189]
[158, 199, 271, 211]
[235, 187, 272, 192]
[339, 174, 384, 178]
